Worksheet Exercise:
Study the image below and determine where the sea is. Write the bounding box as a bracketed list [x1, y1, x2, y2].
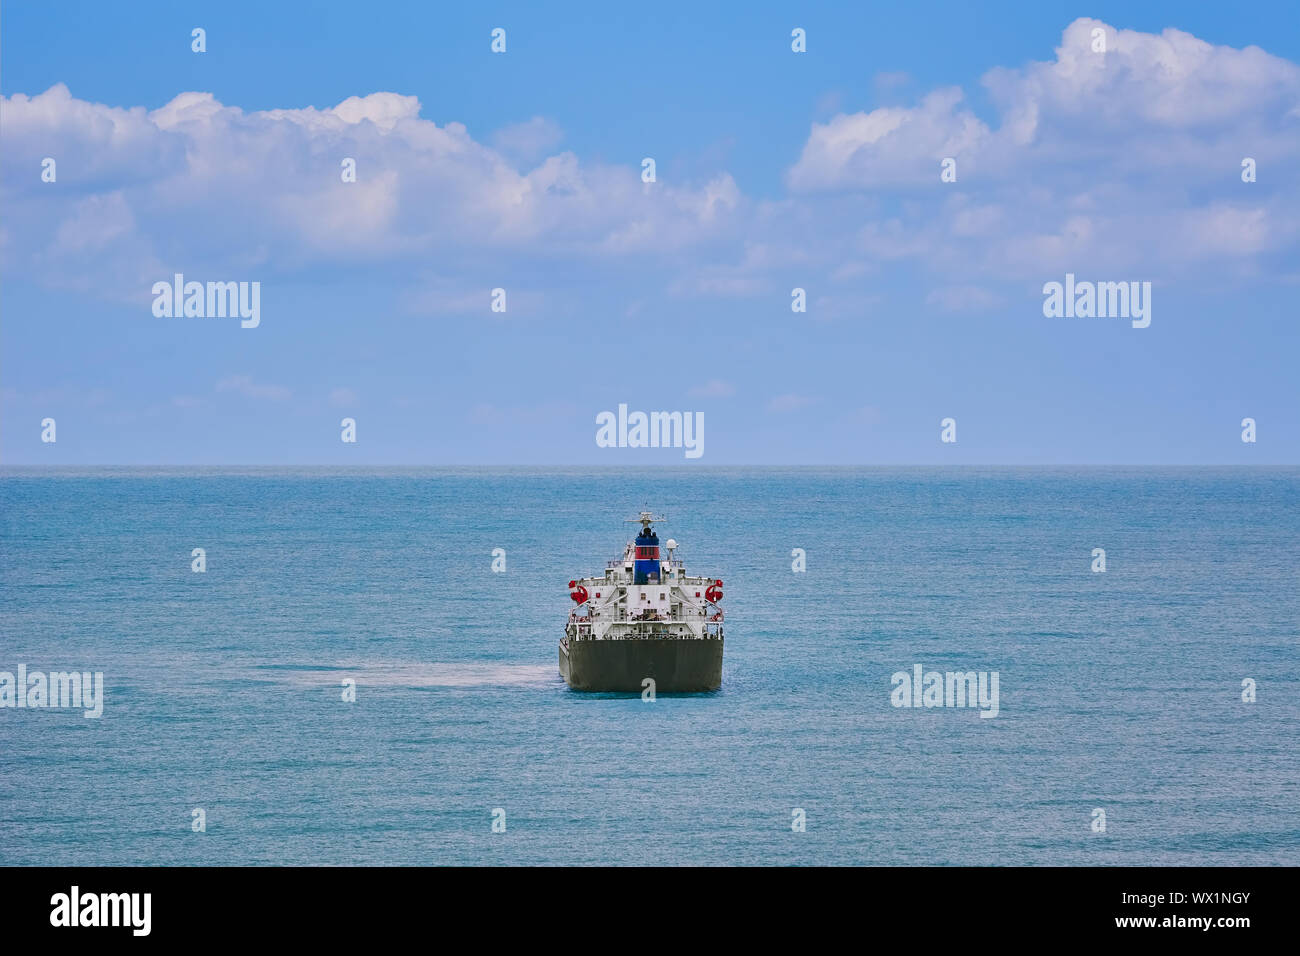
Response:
[1, 467, 1297, 865]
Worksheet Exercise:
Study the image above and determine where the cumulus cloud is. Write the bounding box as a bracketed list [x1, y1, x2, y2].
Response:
[791, 19, 1300, 190]
[490, 116, 564, 163]
[785, 18, 1300, 277]
[0, 86, 746, 299]
[2, 18, 1298, 304]
[789, 86, 990, 190]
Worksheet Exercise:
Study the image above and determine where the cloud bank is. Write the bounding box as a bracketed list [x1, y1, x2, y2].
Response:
[3, 18, 1297, 311]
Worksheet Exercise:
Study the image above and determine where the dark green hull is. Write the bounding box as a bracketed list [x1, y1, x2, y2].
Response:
[559, 637, 723, 692]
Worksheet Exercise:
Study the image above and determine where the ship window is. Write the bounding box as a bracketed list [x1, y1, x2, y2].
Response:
[659, 593, 665, 600]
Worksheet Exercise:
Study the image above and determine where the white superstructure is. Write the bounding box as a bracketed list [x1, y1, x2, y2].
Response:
[565, 513, 724, 642]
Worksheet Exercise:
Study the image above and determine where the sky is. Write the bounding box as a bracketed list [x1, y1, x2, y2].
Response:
[2, 0, 1298, 464]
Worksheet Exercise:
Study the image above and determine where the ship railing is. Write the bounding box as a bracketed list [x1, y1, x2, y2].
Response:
[569, 628, 721, 641]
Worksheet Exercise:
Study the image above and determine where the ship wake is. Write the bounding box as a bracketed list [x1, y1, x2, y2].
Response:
[263, 662, 557, 689]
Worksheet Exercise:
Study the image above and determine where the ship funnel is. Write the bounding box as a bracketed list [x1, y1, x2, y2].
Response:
[632, 525, 661, 585]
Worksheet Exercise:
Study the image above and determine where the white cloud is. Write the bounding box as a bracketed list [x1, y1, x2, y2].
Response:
[490, 116, 564, 163]
[788, 87, 990, 190]
[791, 19, 1300, 193]
[2, 18, 1297, 304]
[0, 86, 747, 298]
[784, 18, 1300, 278]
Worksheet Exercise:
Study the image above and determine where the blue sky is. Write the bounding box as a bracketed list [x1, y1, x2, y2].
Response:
[3, 1, 1298, 464]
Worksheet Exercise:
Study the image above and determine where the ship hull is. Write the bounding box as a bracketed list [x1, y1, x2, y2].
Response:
[559, 637, 723, 692]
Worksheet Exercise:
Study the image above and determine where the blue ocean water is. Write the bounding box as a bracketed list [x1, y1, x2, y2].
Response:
[1, 467, 1297, 866]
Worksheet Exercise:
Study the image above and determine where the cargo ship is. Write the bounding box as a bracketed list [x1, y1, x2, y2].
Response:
[560, 513, 724, 692]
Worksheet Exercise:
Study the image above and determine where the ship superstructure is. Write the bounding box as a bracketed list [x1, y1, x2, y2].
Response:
[559, 513, 724, 692]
